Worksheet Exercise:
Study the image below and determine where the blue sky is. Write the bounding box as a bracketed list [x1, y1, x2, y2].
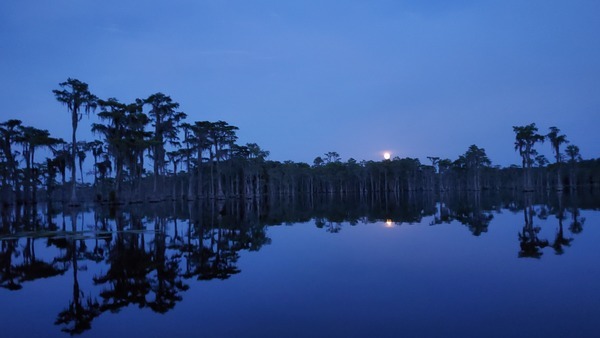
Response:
[1, 0, 599, 166]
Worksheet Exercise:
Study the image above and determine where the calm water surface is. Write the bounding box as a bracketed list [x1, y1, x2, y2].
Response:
[1, 193, 599, 337]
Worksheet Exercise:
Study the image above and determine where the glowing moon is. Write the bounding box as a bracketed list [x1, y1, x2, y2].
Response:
[383, 152, 391, 160]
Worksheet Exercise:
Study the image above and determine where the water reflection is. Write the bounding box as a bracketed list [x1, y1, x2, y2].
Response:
[0, 191, 598, 335]
[551, 193, 573, 255]
[518, 194, 550, 258]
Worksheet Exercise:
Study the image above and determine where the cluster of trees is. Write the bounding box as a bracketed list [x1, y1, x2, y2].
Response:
[1, 79, 598, 206]
[1, 79, 271, 205]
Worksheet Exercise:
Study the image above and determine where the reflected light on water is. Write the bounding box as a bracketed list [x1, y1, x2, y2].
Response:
[385, 219, 394, 227]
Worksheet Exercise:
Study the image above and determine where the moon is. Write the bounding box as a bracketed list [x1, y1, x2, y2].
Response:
[383, 152, 391, 160]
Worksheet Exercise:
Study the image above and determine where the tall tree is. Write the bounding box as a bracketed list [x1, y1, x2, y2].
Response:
[93, 98, 150, 200]
[231, 143, 269, 198]
[189, 121, 213, 198]
[565, 144, 581, 190]
[565, 144, 581, 163]
[437, 158, 452, 192]
[323, 151, 341, 164]
[17, 126, 61, 202]
[513, 123, 544, 191]
[88, 140, 104, 187]
[207, 121, 238, 198]
[51, 142, 72, 201]
[459, 145, 491, 191]
[546, 126, 568, 191]
[144, 93, 186, 196]
[179, 122, 194, 198]
[53, 78, 98, 203]
[0, 119, 23, 203]
[76, 141, 89, 184]
[124, 106, 152, 199]
[93, 98, 129, 196]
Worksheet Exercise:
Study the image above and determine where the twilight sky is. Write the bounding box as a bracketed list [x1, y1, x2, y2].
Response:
[1, 0, 599, 166]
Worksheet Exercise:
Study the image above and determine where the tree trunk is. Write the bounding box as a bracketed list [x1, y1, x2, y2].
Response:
[70, 114, 78, 204]
[556, 167, 563, 191]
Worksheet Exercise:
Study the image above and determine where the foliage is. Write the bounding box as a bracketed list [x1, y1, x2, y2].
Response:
[1, 81, 598, 205]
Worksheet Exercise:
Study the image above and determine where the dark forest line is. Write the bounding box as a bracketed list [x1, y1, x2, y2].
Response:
[1, 78, 599, 205]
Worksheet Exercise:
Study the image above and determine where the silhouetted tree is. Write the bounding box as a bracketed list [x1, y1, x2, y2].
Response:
[88, 140, 104, 187]
[457, 145, 491, 191]
[565, 144, 581, 190]
[551, 194, 572, 255]
[144, 93, 186, 197]
[17, 126, 61, 202]
[513, 123, 545, 191]
[93, 98, 151, 201]
[547, 126, 568, 191]
[517, 195, 549, 258]
[0, 120, 23, 203]
[207, 121, 238, 199]
[51, 142, 71, 201]
[53, 78, 98, 204]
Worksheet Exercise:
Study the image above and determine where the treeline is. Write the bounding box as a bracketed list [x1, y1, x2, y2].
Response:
[1, 78, 599, 205]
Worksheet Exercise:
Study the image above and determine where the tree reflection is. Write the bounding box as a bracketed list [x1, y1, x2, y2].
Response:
[0, 192, 598, 335]
[182, 200, 270, 281]
[551, 193, 572, 255]
[55, 208, 100, 335]
[430, 192, 451, 225]
[568, 195, 586, 234]
[446, 192, 494, 236]
[147, 216, 188, 313]
[1, 205, 66, 290]
[93, 217, 154, 312]
[518, 195, 549, 259]
[315, 217, 343, 233]
[0, 238, 20, 290]
[55, 248, 100, 335]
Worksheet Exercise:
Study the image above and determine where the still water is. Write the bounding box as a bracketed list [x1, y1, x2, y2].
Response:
[1, 192, 599, 337]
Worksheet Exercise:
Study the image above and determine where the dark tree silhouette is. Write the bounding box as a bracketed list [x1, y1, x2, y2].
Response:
[551, 194, 572, 255]
[144, 93, 186, 197]
[0, 120, 23, 203]
[547, 126, 569, 191]
[53, 78, 98, 204]
[518, 198, 549, 258]
[3, 79, 598, 204]
[207, 121, 239, 199]
[93, 98, 151, 201]
[18, 126, 61, 202]
[565, 144, 582, 190]
[513, 123, 545, 191]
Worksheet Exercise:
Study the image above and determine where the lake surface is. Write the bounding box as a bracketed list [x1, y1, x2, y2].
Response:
[1, 192, 599, 337]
